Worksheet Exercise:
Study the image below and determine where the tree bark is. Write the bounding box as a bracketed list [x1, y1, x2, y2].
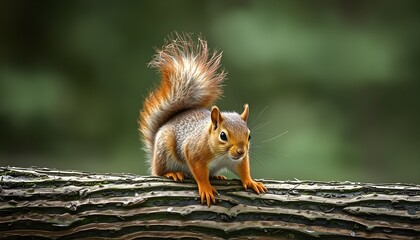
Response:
[0, 167, 419, 239]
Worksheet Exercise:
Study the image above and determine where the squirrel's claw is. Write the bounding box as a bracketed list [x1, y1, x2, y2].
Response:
[164, 172, 187, 182]
[243, 180, 267, 194]
[211, 175, 227, 180]
[198, 184, 218, 207]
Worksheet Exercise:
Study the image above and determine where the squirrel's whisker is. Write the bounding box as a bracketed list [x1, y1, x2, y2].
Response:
[252, 120, 272, 132]
[261, 130, 289, 143]
[251, 105, 269, 127]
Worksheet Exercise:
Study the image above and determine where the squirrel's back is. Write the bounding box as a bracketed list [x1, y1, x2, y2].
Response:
[167, 108, 210, 160]
[139, 34, 226, 160]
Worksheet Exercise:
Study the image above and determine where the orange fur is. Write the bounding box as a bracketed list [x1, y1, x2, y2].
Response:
[185, 145, 217, 206]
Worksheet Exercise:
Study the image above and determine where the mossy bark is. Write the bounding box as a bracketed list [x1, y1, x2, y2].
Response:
[0, 167, 419, 239]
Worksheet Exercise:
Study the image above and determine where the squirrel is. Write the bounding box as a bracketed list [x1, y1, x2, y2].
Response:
[139, 33, 267, 206]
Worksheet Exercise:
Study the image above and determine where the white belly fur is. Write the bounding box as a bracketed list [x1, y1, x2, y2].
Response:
[209, 155, 239, 177]
[166, 155, 239, 177]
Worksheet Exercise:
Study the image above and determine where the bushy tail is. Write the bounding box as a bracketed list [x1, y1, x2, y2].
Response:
[139, 33, 226, 157]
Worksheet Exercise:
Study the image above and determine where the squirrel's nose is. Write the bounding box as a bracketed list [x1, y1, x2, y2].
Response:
[236, 148, 245, 156]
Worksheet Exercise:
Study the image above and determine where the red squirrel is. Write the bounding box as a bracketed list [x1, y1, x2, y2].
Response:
[139, 34, 267, 206]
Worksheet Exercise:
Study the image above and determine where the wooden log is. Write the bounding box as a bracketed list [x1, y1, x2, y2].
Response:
[0, 166, 419, 239]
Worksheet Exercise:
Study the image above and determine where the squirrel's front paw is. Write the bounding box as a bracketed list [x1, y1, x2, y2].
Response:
[198, 184, 218, 207]
[242, 179, 267, 194]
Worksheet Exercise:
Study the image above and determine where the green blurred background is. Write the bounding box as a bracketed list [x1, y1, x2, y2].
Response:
[1, 1, 419, 183]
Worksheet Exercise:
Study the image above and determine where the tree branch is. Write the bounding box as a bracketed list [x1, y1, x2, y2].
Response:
[0, 167, 419, 239]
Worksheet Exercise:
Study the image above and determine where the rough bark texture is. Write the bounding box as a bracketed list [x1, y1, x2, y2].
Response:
[0, 167, 419, 239]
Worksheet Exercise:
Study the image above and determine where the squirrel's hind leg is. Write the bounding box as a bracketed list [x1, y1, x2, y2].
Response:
[153, 127, 188, 182]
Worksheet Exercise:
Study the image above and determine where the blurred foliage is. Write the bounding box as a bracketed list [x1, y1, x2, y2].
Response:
[1, 1, 419, 183]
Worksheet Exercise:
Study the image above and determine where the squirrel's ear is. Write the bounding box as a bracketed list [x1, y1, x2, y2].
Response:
[211, 106, 223, 130]
[241, 104, 249, 122]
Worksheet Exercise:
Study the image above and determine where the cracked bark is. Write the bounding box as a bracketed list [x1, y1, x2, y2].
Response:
[0, 167, 419, 239]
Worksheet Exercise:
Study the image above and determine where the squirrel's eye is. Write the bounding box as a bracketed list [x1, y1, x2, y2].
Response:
[248, 135, 251, 141]
[220, 131, 228, 141]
